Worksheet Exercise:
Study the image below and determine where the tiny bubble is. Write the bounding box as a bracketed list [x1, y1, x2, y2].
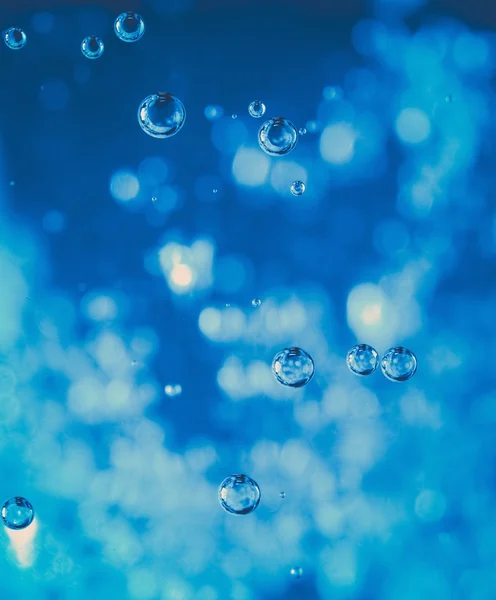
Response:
[152, 196, 157, 202]
[279, 491, 286, 499]
[290, 566, 303, 579]
[298, 127, 307, 136]
[213, 189, 218, 194]
[251, 298, 261, 308]
[231, 114, 237, 119]
[225, 303, 231, 307]
[445, 94, 453, 103]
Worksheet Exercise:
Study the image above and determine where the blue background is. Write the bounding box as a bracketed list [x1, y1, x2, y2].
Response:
[0, 0, 496, 598]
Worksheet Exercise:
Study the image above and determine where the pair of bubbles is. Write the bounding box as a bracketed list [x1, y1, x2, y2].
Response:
[3, 12, 145, 54]
[271, 345, 417, 388]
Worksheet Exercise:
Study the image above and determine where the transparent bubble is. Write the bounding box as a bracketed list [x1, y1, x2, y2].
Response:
[4, 27, 27, 50]
[1, 497, 34, 530]
[445, 95, 453, 103]
[381, 346, 417, 382]
[290, 566, 304, 579]
[290, 181, 305, 196]
[152, 196, 158, 202]
[248, 100, 266, 118]
[346, 343, 379, 376]
[272, 347, 314, 388]
[231, 114, 238, 119]
[164, 384, 182, 397]
[298, 127, 307, 136]
[251, 298, 261, 308]
[212, 189, 218, 194]
[138, 93, 186, 139]
[114, 11, 145, 42]
[279, 491, 286, 499]
[258, 117, 298, 156]
[218, 474, 261, 515]
[80, 35, 104, 59]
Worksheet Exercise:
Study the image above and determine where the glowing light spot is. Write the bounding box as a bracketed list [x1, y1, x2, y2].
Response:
[110, 170, 140, 202]
[232, 147, 270, 187]
[5, 518, 38, 568]
[170, 264, 193, 287]
[320, 123, 356, 165]
[395, 108, 431, 145]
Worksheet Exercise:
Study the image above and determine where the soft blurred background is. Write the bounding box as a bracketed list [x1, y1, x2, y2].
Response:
[1, 0, 495, 598]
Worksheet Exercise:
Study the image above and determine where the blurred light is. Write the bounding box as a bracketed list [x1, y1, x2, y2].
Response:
[204, 105, 224, 120]
[110, 170, 140, 203]
[199, 307, 222, 338]
[138, 157, 170, 186]
[232, 147, 270, 187]
[212, 118, 248, 154]
[39, 80, 69, 111]
[320, 123, 356, 164]
[306, 120, 322, 133]
[373, 219, 410, 255]
[453, 32, 489, 71]
[128, 567, 158, 600]
[158, 239, 214, 295]
[5, 517, 38, 568]
[323, 86, 343, 100]
[83, 294, 119, 321]
[270, 161, 307, 195]
[395, 108, 431, 145]
[347, 283, 398, 345]
[415, 489, 447, 522]
[42, 210, 66, 233]
[31, 12, 54, 34]
[171, 263, 193, 288]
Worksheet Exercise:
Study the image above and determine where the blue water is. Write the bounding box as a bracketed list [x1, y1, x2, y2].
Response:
[1, 0, 495, 598]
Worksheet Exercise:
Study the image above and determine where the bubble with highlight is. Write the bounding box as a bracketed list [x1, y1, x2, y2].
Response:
[4, 27, 26, 50]
[258, 117, 298, 156]
[218, 474, 261, 515]
[1, 497, 35, 530]
[272, 347, 314, 388]
[381, 346, 417, 382]
[346, 344, 379, 376]
[114, 11, 145, 42]
[138, 93, 186, 139]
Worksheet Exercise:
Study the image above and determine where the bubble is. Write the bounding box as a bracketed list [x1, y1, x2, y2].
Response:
[251, 298, 261, 308]
[290, 566, 304, 579]
[4, 27, 27, 50]
[298, 127, 307, 136]
[1, 497, 34, 530]
[231, 114, 238, 119]
[279, 491, 286, 499]
[212, 189, 218, 194]
[258, 117, 298, 157]
[445, 95, 453, 103]
[218, 474, 261, 515]
[272, 347, 314, 388]
[152, 196, 158, 202]
[164, 384, 182, 397]
[80, 35, 104, 59]
[138, 93, 186, 139]
[381, 346, 417, 382]
[114, 11, 145, 42]
[346, 343, 379, 376]
[248, 100, 266, 118]
[290, 181, 305, 196]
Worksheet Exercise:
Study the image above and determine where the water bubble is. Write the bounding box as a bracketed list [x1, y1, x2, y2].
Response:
[346, 343, 379, 376]
[231, 114, 238, 119]
[114, 11, 145, 42]
[279, 491, 286, 499]
[381, 346, 417, 382]
[138, 93, 186, 139]
[290, 566, 304, 579]
[298, 127, 307, 136]
[445, 95, 453, 103]
[290, 181, 305, 196]
[1, 497, 34, 530]
[248, 100, 266, 118]
[218, 474, 261, 515]
[4, 27, 27, 50]
[258, 117, 298, 157]
[80, 35, 104, 59]
[152, 196, 158, 202]
[272, 347, 314, 388]
[212, 189, 218, 194]
[164, 384, 182, 397]
[251, 298, 261, 308]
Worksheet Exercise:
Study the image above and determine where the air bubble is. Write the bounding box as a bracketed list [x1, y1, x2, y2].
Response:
[114, 11, 145, 42]
[272, 347, 314, 388]
[381, 346, 417, 382]
[1, 497, 34, 530]
[258, 117, 298, 156]
[346, 344, 379, 376]
[138, 93, 186, 139]
[218, 474, 261, 515]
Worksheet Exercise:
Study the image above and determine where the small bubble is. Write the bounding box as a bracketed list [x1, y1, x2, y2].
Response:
[323, 85, 343, 100]
[445, 95, 453, 103]
[290, 566, 304, 579]
[272, 347, 314, 388]
[248, 100, 266, 118]
[290, 181, 305, 196]
[212, 189, 218, 194]
[251, 298, 261, 308]
[381, 346, 417, 382]
[231, 114, 238, 119]
[114, 11, 145, 43]
[4, 27, 27, 50]
[1, 497, 34, 530]
[258, 117, 298, 157]
[298, 127, 307, 136]
[131, 360, 138, 366]
[225, 303, 231, 307]
[279, 491, 286, 499]
[306, 120, 322, 133]
[346, 344, 379, 376]
[152, 196, 157, 202]
[138, 92, 186, 139]
[80, 35, 104, 59]
[164, 384, 182, 397]
[218, 474, 261, 515]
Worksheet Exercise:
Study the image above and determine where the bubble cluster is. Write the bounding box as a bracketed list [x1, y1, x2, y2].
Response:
[258, 117, 298, 156]
[218, 474, 261, 515]
[138, 93, 186, 139]
[272, 347, 314, 388]
[248, 100, 266, 118]
[346, 344, 379, 376]
[381, 346, 417, 382]
[114, 12, 145, 43]
[80, 35, 104, 59]
[4, 27, 26, 50]
[1, 497, 34, 530]
[290, 181, 306, 196]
